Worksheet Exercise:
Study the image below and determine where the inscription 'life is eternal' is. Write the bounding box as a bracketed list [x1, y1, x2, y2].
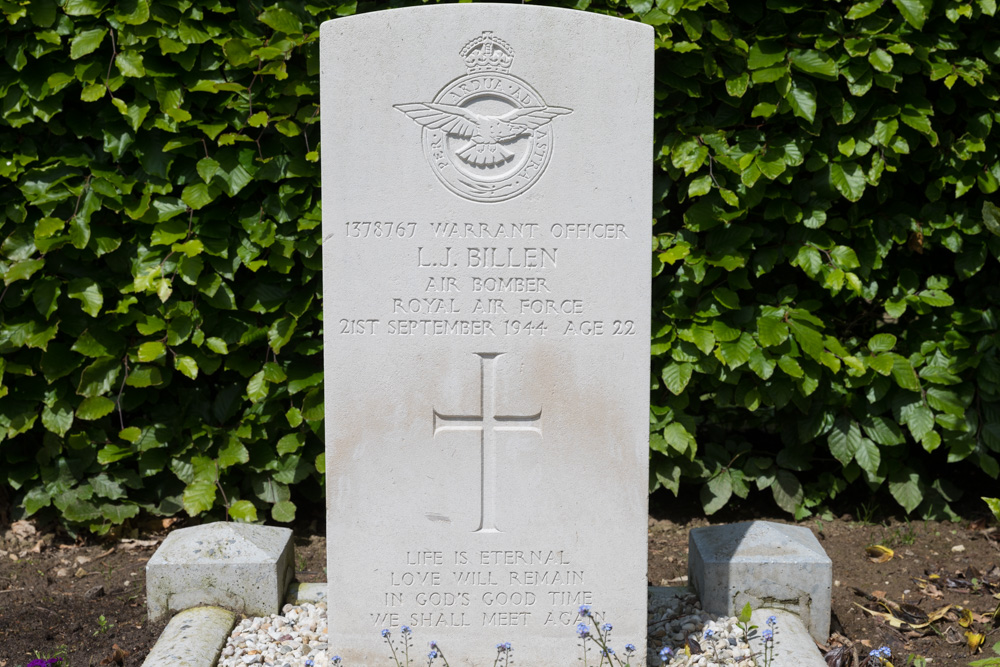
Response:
[337, 220, 637, 339]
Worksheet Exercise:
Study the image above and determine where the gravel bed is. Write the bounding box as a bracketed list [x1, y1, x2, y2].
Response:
[647, 589, 757, 667]
[217, 592, 758, 667]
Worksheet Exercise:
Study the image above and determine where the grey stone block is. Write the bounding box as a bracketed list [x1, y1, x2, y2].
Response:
[141, 606, 236, 667]
[747, 609, 827, 667]
[146, 522, 294, 622]
[688, 521, 831, 643]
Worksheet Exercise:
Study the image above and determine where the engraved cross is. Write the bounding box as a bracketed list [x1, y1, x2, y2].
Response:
[433, 352, 542, 533]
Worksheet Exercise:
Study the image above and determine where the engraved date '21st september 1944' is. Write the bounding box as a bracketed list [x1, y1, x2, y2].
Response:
[337, 220, 637, 338]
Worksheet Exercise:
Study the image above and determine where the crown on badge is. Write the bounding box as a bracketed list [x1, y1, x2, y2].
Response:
[461, 31, 514, 73]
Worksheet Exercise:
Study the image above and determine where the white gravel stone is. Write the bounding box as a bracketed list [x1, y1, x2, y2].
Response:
[220, 591, 787, 666]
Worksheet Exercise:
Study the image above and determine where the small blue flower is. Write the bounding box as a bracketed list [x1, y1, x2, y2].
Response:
[625, 643, 636, 654]
[659, 646, 674, 659]
[332, 657, 342, 665]
[601, 622, 613, 632]
[880, 647, 892, 658]
[766, 615, 777, 627]
[603, 647, 615, 656]
[870, 649, 881, 658]
[704, 628, 714, 639]
[576, 622, 590, 638]
[382, 629, 391, 638]
[762, 628, 773, 642]
[428, 650, 439, 659]
[578, 604, 592, 617]
[430, 641, 438, 649]
[305, 660, 314, 667]
[401, 625, 412, 635]
[495, 641, 512, 652]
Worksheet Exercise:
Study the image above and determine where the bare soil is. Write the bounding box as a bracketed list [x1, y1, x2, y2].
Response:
[1, 502, 997, 667]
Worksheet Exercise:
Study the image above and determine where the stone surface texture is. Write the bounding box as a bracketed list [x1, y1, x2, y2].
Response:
[688, 521, 832, 643]
[146, 522, 294, 622]
[321, 4, 653, 665]
[141, 606, 236, 667]
[746, 608, 827, 667]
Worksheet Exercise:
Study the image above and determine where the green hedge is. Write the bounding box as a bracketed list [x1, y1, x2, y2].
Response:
[1, 0, 998, 533]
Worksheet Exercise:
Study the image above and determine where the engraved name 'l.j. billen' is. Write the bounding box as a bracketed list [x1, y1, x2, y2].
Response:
[395, 31, 573, 204]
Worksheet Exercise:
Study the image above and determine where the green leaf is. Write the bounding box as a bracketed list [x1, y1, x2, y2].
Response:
[277, 432, 304, 455]
[830, 162, 866, 202]
[830, 246, 860, 270]
[247, 370, 268, 404]
[862, 416, 905, 446]
[748, 40, 787, 70]
[181, 183, 214, 210]
[899, 399, 934, 440]
[771, 469, 803, 514]
[67, 278, 102, 317]
[259, 7, 302, 34]
[76, 396, 115, 420]
[983, 202, 1000, 237]
[795, 246, 823, 277]
[868, 333, 897, 352]
[97, 444, 131, 465]
[713, 287, 739, 309]
[983, 497, 1000, 523]
[115, 51, 146, 77]
[847, 0, 883, 19]
[101, 503, 139, 523]
[854, 438, 881, 475]
[4, 259, 45, 285]
[893, 0, 932, 28]
[785, 77, 817, 122]
[778, 356, 804, 378]
[119, 427, 142, 443]
[41, 400, 74, 437]
[828, 418, 862, 466]
[701, 472, 732, 515]
[197, 157, 220, 183]
[175, 355, 198, 379]
[228, 499, 258, 522]
[716, 332, 755, 368]
[662, 363, 694, 395]
[70, 28, 107, 59]
[182, 480, 216, 516]
[272, 499, 296, 522]
[789, 49, 838, 78]
[137, 341, 165, 362]
[889, 468, 923, 513]
[78, 356, 120, 397]
[868, 49, 894, 73]
[268, 316, 297, 355]
[891, 356, 921, 391]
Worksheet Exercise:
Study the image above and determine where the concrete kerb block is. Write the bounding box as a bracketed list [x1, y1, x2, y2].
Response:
[688, 521, 832, 643]
[747, 608, 827, 667]
[141, 606, 236, 667]
[146, 521, 294, 623]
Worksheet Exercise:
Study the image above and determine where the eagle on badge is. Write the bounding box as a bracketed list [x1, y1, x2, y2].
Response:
[394, 103, 572, 168]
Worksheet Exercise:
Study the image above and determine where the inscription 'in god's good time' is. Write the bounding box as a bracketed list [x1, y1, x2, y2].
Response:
[374, 550, 591, 629]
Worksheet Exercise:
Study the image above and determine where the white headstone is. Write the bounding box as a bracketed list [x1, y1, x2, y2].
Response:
[321, 5, 653, 664]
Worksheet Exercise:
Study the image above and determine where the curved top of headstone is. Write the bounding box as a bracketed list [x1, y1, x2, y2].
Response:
[690, 520, 830, 564]
[148, 521, 292, 565]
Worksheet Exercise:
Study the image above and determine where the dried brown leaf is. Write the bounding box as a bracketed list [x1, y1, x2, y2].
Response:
[866, 545, 894, 563]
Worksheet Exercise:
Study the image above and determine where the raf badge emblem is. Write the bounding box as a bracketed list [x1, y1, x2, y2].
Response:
[395, 32, 573, 203]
